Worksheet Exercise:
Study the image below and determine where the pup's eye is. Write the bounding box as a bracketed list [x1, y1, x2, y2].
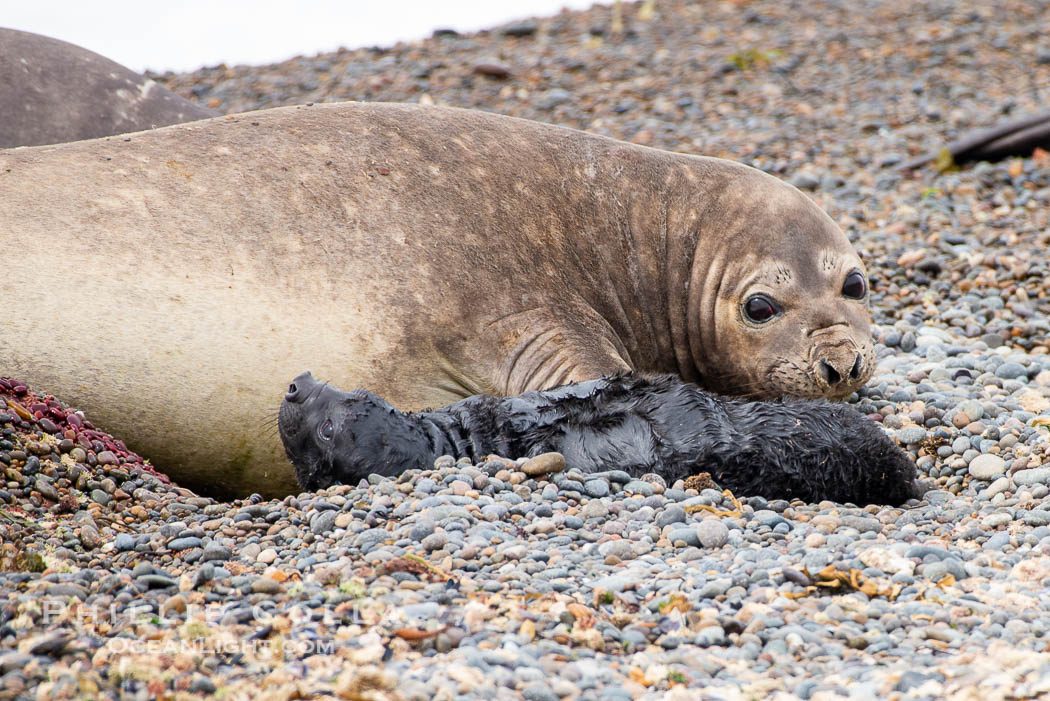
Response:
[842, 270, 868, 299]
[743, 295, 780, 323]
[318, 419, 334, 441]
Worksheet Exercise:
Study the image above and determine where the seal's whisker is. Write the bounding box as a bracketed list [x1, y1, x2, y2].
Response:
[255, 414, 280, 431]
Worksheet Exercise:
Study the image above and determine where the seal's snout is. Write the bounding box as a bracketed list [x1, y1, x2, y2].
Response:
[286, 371, 317, 403]
[818, 353, 864, 387]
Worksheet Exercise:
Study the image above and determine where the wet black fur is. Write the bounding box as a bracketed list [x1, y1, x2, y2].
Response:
[278, 374, 923, 506]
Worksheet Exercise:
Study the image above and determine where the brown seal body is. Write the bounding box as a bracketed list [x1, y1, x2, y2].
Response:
[0, 27, 217, 148]
[0, 102, 873, 498]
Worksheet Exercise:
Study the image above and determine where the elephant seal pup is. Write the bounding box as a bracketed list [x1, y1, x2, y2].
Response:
[1, 101, 873, 498]
[0, 27, 217, 147]
[278, 371, 922, 506]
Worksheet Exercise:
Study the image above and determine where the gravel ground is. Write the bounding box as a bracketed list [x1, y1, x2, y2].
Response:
[5, 0, 1050, 698]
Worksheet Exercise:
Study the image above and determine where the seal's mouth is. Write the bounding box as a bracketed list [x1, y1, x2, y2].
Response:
[764, 338, 873, 400]
[809, 338, 874, 397]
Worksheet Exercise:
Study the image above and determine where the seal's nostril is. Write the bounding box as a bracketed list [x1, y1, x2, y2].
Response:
[820, 360, 841, 386]
[849, 354, 863, 381]
[286, 371, 317, 403]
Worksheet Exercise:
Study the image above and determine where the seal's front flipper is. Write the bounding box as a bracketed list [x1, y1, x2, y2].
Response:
[479, 303, 635, 396]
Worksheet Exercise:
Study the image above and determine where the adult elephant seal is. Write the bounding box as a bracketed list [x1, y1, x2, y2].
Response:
[0, 101, 874, 498]
[0, 27, 217, 148]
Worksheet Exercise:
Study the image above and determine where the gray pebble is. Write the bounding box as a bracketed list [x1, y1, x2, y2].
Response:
[896, 427, 926, 444]
[655, 505, 687, 528]
[422, 532, 449, 551]
[969, 454, 1006, 480]
[202, 545, 232, 562]
[668, 527, 701, 547]
[696, 519, 729, 548]
[168, 537, 202, 551]
[583, 479, 610, 498]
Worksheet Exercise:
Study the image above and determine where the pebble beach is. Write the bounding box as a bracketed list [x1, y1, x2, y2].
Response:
[4, 0, 1050, 699]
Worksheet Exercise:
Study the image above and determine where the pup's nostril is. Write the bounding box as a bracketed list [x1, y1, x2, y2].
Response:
[849, 354, 863, 381]
[820, 360, 841, 386]
[286, 371, 317, 403]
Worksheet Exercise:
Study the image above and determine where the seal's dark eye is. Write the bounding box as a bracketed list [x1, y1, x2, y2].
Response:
[318, 419, 334, 441]
[743, 295, 779, 323]
[842, 271, 867, 299]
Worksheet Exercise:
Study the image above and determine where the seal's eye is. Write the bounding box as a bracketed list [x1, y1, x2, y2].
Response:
[842, 270, 868, 299]
[318, 419, 334, 441]
[743, 295, 779, 323]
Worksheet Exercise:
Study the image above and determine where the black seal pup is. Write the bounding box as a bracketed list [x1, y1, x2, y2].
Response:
[278, 372, 922, 506]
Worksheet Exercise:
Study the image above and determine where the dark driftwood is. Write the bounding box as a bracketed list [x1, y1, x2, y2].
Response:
[897, 109, 1050, 171]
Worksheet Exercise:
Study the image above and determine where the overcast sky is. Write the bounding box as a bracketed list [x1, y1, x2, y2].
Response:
[5, 1, 598, 73]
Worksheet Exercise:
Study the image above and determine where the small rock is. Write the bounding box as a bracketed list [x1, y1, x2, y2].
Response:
[656, 505, 687, 528]
[1014, 467, 1050, 486]
[859, 547, 915, 576]
[422, 532, 449, 552]
[96, 450, 119, 465]
[521, 452, 565, 477]
[896, 427, 926, 445]
[789, 171, 820, 190]
[79, 524, 102, 550]
[536, 88, 572, 110]
[202, 545, 232, 562]
[1025, 510, 1050, 527]
[581, 499, 609, 519]
[310, 510, 338, 534]
[995, 362, 1027, 380]
[592, 574, 641, 593]
[168, 537, 203, 551]
[18, 631, 72, 656]
[114, 534, 136, 552]
[251, 577, 284, 594]
[138, 574, 178, 589]
[696, 519, 729, 548]
[522, 683, 558, 701]
[968, 454, 1006, 480]
[33, 478, 59, 502]
[189, 677, 217, 694]
[473, 59, 512, 79]
[501, 19, 538, 37]
[669, 527, 701, 547]
[583, 479, 610, 498]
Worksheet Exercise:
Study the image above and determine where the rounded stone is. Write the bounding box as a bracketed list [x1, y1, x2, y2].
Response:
[521, 452, 565, 477]
[696, 519, 730, 548]
[655, 505, 687, 528]
[421, 532, 449, 552]
[896, 427, 926, 445]
[1014, 468, 1050, 487]
[968, 454, 1006, 480]
[583, 479, 610, 498]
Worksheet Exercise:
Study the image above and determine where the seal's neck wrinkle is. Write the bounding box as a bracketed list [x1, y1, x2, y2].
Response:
[689, 239, 727, 389]
[573, 150, 698, 379]
[651, 161, 738, 386]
